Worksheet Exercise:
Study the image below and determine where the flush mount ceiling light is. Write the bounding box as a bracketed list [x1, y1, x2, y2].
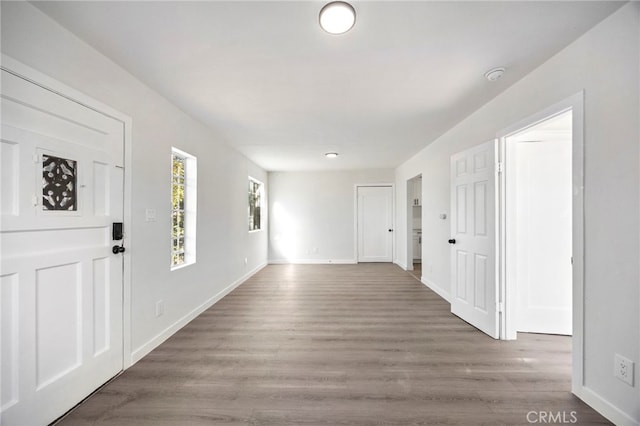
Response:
[319, 2, 356, 35]
[484, 67, 506, 82]
[325, 152, 339, 158]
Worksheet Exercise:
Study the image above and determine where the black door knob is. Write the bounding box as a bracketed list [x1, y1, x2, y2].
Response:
[388, 229, 394, 232]
[112, 245, 126, 254]
[448, 239, 456, 244]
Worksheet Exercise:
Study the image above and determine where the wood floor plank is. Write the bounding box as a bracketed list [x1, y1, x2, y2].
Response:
[56, 264, 611, 425]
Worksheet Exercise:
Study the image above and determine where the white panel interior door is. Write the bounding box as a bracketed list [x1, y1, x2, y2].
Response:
[449, 141, 498, 338]
[357, 186, 393, 262]
[514, 140, 572, 335]
[1, 70, 124, 425]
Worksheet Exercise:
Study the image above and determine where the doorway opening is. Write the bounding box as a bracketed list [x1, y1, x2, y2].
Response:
[406, 175, 422, 279]
[449, 94, 584, 392]
[497, 93, 584, 397]
[505, 110, 573, 337]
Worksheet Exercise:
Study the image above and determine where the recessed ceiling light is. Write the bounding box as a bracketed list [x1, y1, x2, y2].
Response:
[325, 152, 339, 158]
[484, 67, 506, 82]
[319, 2, 356, 35]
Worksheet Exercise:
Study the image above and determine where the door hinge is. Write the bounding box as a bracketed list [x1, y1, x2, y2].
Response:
[496, 301, 504, 313]
[496, 162, 504, 173]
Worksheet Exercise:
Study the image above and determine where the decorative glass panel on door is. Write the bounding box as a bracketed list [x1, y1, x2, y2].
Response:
[42, 154, 77, 211]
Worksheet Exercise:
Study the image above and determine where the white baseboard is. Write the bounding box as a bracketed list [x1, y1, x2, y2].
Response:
[268, 259, 356, 265]
[421, 277, 452, 303]
[573, 386, 639, 426]
[395, 260, 408, 270]
[130, 262, 267, 365]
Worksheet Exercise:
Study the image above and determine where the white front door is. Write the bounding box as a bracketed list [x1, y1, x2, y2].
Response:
[449, 141, 498, 338]
[1, 70, 124, 425]
[357, 186, 393, 262]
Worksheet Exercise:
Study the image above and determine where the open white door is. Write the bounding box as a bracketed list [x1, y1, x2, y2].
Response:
[449, 140, 499, 338]
[1, 70, 124, 425]
[357, 186, 393, 262]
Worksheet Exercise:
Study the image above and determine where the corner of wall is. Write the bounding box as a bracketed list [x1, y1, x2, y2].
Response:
[573, 387, 640, 426]
[394, 260, 408, 270]
[421, 278, 451, 303]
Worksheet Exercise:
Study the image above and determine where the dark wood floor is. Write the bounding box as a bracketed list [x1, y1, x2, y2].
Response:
[58, 264, 610, 425]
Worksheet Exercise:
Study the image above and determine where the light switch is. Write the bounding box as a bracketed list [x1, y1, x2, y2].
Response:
[145, 208, 157, 222]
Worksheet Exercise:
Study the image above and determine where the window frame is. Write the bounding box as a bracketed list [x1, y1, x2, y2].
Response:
[171, 147, 197, 270]
[248, 176, 264, 232]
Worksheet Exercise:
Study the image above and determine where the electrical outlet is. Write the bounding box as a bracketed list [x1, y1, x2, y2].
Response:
[155, 300, 164, 318]
[614, 354, 634, 386]
[244, 257, 248, 265]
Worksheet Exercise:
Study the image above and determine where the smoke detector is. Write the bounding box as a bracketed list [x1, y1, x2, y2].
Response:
[484, 67, 506, 82]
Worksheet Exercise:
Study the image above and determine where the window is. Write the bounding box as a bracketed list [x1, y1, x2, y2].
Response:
[248, 177, 263, 231]
[171, 148, 197, 269]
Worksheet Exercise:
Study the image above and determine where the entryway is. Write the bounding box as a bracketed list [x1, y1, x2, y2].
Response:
[447, 94, 584, 397]
[448, 94, 583, 347]
[1, 66, 126, 425]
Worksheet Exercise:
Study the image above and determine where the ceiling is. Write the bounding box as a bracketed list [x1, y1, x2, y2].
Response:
[32, 1, 623, 171]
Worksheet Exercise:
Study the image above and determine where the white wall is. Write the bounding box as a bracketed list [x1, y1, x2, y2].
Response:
[269, 170, 393, 263]
[1, 2, 268, 362]
[395, 3, 639, 423]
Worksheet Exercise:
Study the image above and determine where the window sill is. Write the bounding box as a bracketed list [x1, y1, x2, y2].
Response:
[171, 261, 195, 271]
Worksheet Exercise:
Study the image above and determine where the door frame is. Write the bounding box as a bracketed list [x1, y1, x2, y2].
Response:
[406, 175, 421, 271]
[496, 92, 585, 392]
[1, 54, 135, 369]
[353, 183, 395, 263]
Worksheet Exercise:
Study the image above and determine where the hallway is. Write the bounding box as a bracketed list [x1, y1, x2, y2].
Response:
[58, 264, 609, 425]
